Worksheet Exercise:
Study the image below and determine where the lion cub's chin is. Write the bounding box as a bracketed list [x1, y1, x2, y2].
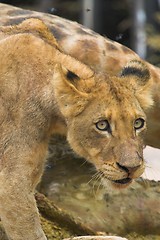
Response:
[110, 178, 133, 189]
[102, 177, 133, 189]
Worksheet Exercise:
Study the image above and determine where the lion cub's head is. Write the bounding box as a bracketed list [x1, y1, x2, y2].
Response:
[53, 59, 153, 188]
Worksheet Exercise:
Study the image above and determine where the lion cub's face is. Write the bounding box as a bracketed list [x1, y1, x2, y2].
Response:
[54, 60, 153, 188]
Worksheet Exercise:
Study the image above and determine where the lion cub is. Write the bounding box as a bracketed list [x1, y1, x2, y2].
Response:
[0, 19, 153, 240]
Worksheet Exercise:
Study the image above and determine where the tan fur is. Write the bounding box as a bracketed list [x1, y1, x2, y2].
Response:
[0, 18, 154, 239]
[0, 3, 159, 149]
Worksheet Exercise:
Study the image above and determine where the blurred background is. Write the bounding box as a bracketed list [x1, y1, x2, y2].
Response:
[0, 0, 160, 66]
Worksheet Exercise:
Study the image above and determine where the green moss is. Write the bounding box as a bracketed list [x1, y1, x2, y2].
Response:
[41, 216, 72, 240]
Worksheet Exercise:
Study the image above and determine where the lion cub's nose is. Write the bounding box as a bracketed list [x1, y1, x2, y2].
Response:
[116, 162, 141, 174]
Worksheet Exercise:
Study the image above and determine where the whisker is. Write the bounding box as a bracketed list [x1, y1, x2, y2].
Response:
[86, 171, 101, 195]
[95, 177, 103, 196]
[79, 159, 89, 167]
[92, 172, 104, 198]
[86, 171, 100, 185]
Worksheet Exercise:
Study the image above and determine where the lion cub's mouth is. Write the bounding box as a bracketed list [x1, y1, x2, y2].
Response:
[111, 177, 132, 188]
[100, 171, 133, 188]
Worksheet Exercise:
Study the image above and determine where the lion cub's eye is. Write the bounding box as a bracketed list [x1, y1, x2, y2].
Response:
[134, 118, 145, 130]
[95, 120, 110, 131]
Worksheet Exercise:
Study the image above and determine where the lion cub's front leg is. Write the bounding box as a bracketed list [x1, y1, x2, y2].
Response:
[0, 141, 48, 240]
[0, 21, 59, 239]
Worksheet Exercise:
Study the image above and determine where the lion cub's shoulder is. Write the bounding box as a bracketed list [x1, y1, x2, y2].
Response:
[0, 18, 59, 49]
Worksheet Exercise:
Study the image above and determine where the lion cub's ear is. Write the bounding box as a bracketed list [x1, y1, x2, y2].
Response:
[120, 60, 153, 109]
[120, 60, 150, 85]
[53, 62, 95, 117]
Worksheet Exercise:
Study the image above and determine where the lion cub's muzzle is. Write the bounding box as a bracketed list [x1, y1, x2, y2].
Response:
[112, 161, 143, 186]
[106, 141, 144, 188]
